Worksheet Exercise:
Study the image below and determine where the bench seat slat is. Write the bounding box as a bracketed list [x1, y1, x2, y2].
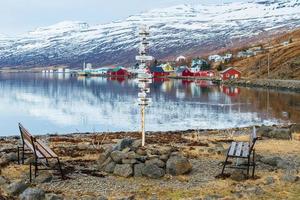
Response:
[228, 142, 237, 156]
[235, 142, 243, 157]
[242, 142, 250, 157]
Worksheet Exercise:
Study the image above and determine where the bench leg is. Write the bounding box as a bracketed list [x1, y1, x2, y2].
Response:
[22, 145, 25, 164]
[29, 163, 32, 182]
[17, 147, 20, 165]
[57, 158, 64, 180]
[247, 155, 250, 178]
[252, 150, 256, 178]
[221, 155, 229, 175]
[34, 159, 38, 178]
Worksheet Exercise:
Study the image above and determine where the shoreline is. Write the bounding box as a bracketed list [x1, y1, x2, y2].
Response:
[1, 71, 300, 93]
[0, 123, 292, 139]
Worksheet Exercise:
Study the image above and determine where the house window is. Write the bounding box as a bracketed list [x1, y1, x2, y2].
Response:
[226, 73, 230, 77]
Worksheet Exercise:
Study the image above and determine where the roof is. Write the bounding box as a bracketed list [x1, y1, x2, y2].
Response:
[110, 66, 125, 72]
[175, 66, 187, 73]
[150, 66, 165, 73]
[220, 67, 241, 74]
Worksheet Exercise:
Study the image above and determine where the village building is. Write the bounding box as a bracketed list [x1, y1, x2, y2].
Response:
[220, 67, 241, 80]
[175, 66, 188, 76]
[176, 55, 186, 62]
[182, 68, 194, 77]
[108, 67, 130, 77]
[161, 63, 174, 72]
[191, 58, 210, 72]
[149, 66, 170, 77]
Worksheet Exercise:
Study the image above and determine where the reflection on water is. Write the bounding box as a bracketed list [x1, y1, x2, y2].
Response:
[0, 73, 299, 136]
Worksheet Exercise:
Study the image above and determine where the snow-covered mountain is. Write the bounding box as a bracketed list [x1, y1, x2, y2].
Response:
[1, 0, 300, 68]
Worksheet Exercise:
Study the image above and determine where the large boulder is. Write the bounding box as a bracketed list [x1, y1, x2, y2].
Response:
[142, 164, 165, 179]
[261, 128, 291, 140]
[19, 188, 45, 200]
[114, 138, 134, 151]
[2, 152, 18, 162]
[110, 151, 125, 163]
[145, 158, 165, 168]
[134, 163, 145, 177]
[97, 146, 113, 165]
[257, 125, 273, 137]
[5, 181, 28, 196]
[166, 156, 192, 176]
[113, 164, 133, 177]
[104, 161, 116, 173]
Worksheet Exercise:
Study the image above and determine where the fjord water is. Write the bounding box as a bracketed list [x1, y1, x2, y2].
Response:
[0, 73, 299, 136]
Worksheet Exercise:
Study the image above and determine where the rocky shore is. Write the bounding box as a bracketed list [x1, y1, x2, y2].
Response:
[0, 124, 300, 199]
[223, 79, 300, 92]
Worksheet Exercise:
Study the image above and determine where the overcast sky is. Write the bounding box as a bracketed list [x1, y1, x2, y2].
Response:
[0, 0, 245, 35]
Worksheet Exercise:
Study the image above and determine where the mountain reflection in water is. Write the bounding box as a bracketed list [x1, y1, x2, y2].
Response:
[0, 73, 299, 136]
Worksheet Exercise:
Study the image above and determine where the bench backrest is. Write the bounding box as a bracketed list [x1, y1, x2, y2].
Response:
[249, 126, 258, 150]
[18, 123, 57, 158]
[19, 123, 35, 152]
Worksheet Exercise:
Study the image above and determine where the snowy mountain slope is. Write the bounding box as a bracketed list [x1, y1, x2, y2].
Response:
[0, 0, 300, 67]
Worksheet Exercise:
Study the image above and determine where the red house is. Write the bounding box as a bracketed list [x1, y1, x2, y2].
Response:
[220, 67, 241, 80]
[182, 69, 194, 77]
[109, 67, 130, 77]
[149, 66, 170, 77]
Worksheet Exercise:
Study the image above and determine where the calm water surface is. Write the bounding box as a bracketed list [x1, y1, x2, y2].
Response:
[0, 73, 299, 136]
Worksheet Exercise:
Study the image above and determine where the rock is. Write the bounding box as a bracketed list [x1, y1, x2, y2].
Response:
[35, 172, 53, 184]
[145, 158, 165, 168]
[5, 181, 28, 196]
[122, 159, 137, 164]
[46, 193, 64, 200]
[134, 163, 145, 177]
[230, 171, 247, 181]
[157, 146, 172, 155]
[260, 156, 282, 167]
[142, 164, 165, 179]
[276, 159, 294, 170]
[115, 138, 134, 151]
[113, 164, 133, 177]
[260, 156, 294, 169]
[99, 157, 113, 170]
[136, 148, 147, 156]
[290, 124, 300, 133]
[122, 147, 131, 153]
[281, 171, 299, 183]
[131, 140, 142, 150]
[262, 128, 291, 140]
[257, 125, 273, 137]
[136, 156, 147, 163]
[110, 151, 125, 163]
[124, 151, 137, 159]
[159, 154, 169, 162]
[19, 188, 45, 200]
[3, 152, 18, 162]
[265, 176, 275, 185]
[0, 176, 8, 186]
[166, 156, 192, 176]
[0, 157, 9, 167]
[97, 196, 108, 200]
[203, 194, 223, 200]
[246, 186, 265, 195]
[116, 195, 135, 200]
[104, 161, 116, 173]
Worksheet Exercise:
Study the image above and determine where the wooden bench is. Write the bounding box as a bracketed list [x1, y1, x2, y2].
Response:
[221, 126, 258, 178]
[18, 123, 64, 182]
